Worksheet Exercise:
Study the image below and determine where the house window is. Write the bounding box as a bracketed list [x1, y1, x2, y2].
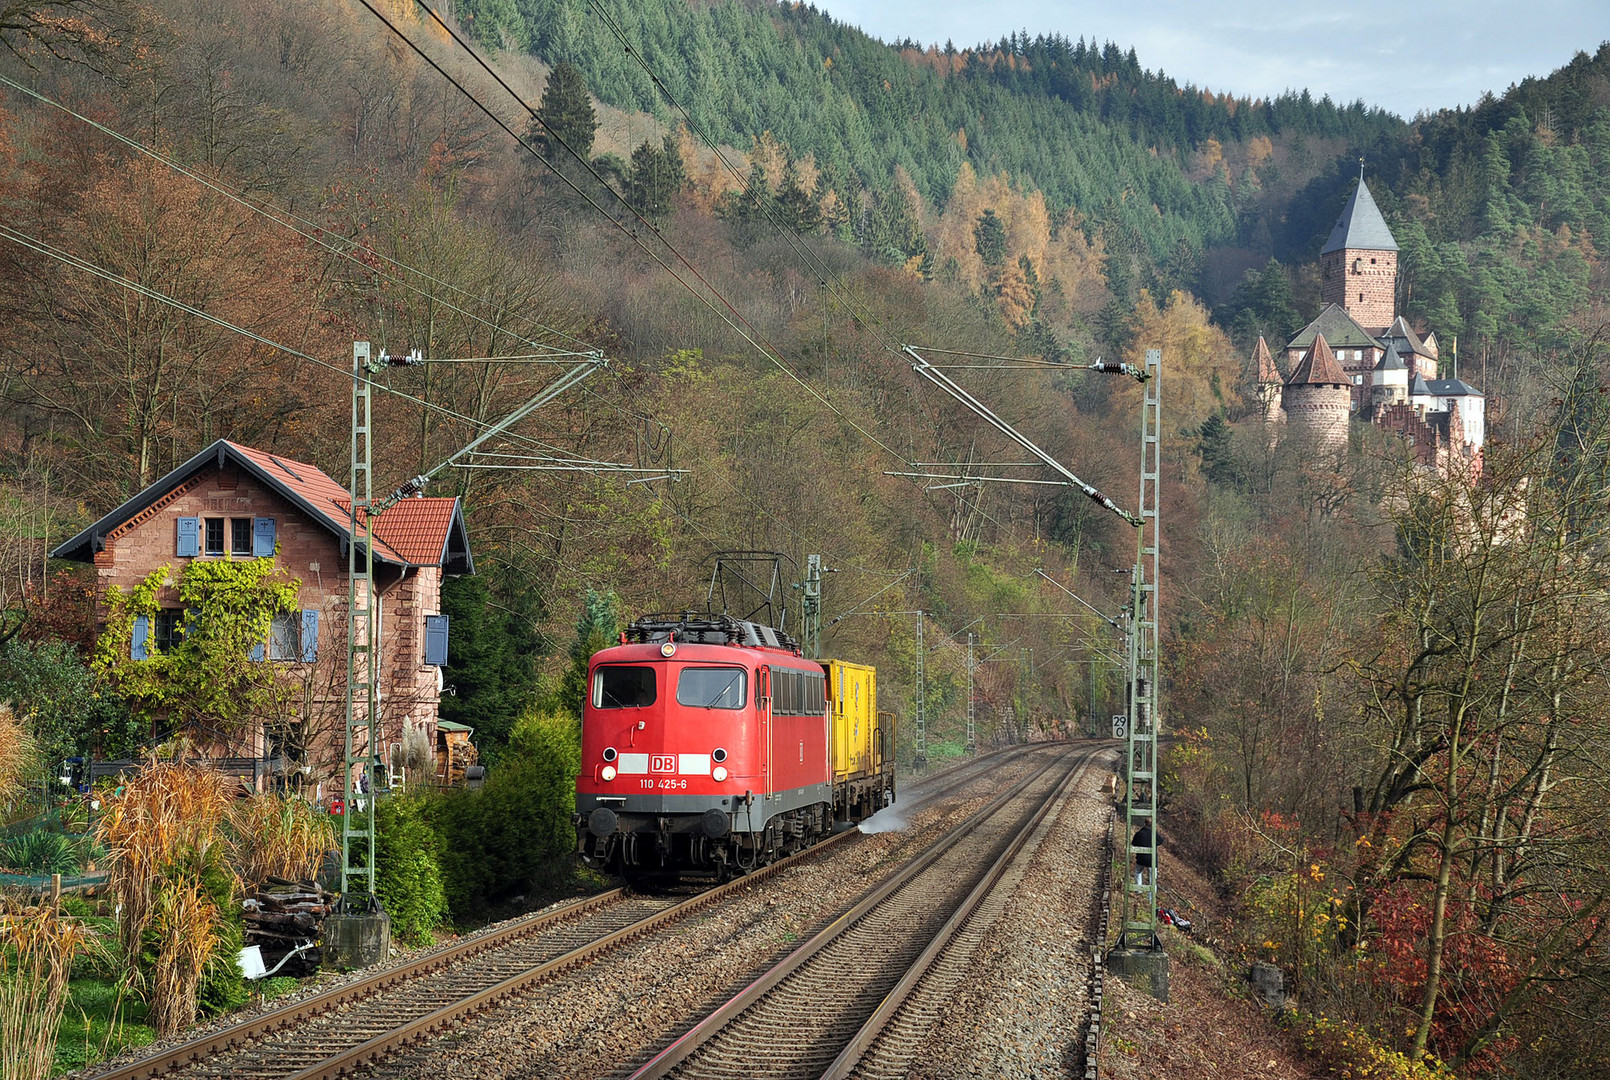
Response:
[232, 518, 253, 555]
[268, 611, 301, 660]
[154, 608, 185, 653]
[204, 518, 225, 555]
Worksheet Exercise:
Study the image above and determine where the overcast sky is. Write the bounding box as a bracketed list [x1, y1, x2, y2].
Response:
[819, 0, 1609, 119]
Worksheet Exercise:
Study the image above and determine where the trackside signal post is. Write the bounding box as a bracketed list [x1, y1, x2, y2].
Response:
[1108, 348, 1169, 1001]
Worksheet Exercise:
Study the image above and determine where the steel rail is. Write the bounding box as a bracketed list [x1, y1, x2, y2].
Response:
[91, 743, 1058, 1080]
[87, 889, 627, 1080]
[819, 754, 1093, 1078]
[624, 746, 1088, 1080]
[281, 747, 1055, 1079]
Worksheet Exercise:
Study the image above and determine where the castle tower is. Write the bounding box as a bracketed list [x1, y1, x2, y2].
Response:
[1319, 178, 1398, 334]
[1252, 336, 1283, 426]
[1282, 332, 1351, 450]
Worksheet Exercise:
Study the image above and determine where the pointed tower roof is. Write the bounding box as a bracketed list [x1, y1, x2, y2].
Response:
[1253, 336, 1281, 384]
[1410, 372, 1433, 397]
[1320, 179, 1398, 254]
[1374, 340, 1406, 372]
[1386, 316, 1435, 359]
[1288, 333, 1350, 386]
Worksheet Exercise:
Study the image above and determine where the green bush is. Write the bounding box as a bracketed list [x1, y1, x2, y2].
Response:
[374, 795, 448, 946]
[427, 709, 579, 918]
[2, 828, 83, 874]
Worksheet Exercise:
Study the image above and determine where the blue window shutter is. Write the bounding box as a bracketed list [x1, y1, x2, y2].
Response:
[131, 615, 150, 660]
[301, 610, 319, 663]
[176, 517, 200, 557]
[250, 639, 265, 662]
[424, 614, 449, 666]
[253, 518, 276, 557]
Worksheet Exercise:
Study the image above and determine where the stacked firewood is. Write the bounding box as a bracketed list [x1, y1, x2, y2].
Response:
[241, 877, 334, 977]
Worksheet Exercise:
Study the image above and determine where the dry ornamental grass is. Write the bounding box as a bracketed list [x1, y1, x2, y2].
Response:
[228, 791, 335, 887]
[0, 899, 86, 1080]
[96, 761, 233, 1038]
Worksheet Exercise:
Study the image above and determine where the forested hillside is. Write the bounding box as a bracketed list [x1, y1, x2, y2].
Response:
[2, 2, 1610, 1074]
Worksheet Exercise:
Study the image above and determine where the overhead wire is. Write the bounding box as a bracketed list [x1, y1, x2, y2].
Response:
[0, 221, 603, 458]
[379, 0, 1016, 543]
[0, 47, 916, 598]
[2, 8, 998, 592]
[390, 0, 911, 468]
[584, 0, 901, 355]
[0, 72, 604, 360]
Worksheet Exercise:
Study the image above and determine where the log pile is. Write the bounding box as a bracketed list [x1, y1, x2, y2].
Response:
[241, 877, 334, 977]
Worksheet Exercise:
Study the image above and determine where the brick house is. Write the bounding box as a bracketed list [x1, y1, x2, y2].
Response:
[50, 439, 472, 795]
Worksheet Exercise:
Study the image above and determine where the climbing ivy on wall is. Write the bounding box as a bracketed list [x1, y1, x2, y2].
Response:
[93, 560, 302, 744]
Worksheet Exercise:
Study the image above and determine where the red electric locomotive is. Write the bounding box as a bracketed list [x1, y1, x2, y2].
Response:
[575, 613, 895, 878]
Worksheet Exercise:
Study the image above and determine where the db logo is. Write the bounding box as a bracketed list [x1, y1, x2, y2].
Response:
[650, 755, 676, 773]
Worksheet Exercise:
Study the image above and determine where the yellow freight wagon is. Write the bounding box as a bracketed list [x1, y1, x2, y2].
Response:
[823, 658, 896, 819]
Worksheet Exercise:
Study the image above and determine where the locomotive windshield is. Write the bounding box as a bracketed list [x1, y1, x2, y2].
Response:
[593, 665, 657, 708]
[676, 666, 747, 709]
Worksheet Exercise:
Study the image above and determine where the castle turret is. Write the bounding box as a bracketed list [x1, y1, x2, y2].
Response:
[1282, 332, 1351, 450]
[1253, 336, 1283, 426]
[1320, 179, 1398, 334]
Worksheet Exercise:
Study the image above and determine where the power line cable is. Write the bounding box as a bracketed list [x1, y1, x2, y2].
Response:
[386, 0, 909, 469]
[0, 72, 603, 358]
[0, 221, 600, 450]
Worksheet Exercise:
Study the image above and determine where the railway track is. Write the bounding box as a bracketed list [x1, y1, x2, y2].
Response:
[619, 744, 1097, 1080]
[88, 742, 1064, 1080]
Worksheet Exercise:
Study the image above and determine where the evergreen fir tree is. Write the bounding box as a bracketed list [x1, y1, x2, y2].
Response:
[974, 209, 1007, 268]
[626, 137, 683, 217]
[529, 62, 598, 171]
[438, 571, 544, 763]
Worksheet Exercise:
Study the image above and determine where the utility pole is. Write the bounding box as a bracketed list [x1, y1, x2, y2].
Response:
[965, 632, 976, 754]
[342, 341, 379, 901]
[336, 340, 611, 927]
[914, 612, 926, 768]
[801, 554, 823, 659]
[1110, 347, 1168, 1001]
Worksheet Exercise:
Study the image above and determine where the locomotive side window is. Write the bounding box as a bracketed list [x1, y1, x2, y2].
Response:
[677, 666, 747, 709]
[594, 665, 657, 708]
[775, 669, 797, 714]
[772, 669, 825, 715]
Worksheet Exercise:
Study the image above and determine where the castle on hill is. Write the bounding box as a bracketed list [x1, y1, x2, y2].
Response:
[1253, 177, 1485, 473]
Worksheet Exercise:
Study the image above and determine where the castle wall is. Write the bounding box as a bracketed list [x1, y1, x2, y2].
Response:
[1281, 384, 1350, 450]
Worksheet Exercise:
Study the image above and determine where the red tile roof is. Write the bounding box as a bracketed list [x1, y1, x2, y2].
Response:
[1287, 333, 1350, 387]
[52, 439, 471, 571]
[226, 442, 461, 567]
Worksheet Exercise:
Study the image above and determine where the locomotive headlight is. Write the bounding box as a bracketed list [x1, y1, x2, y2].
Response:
[712, 766, 728, 782]
[600, 765, 617, 781]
